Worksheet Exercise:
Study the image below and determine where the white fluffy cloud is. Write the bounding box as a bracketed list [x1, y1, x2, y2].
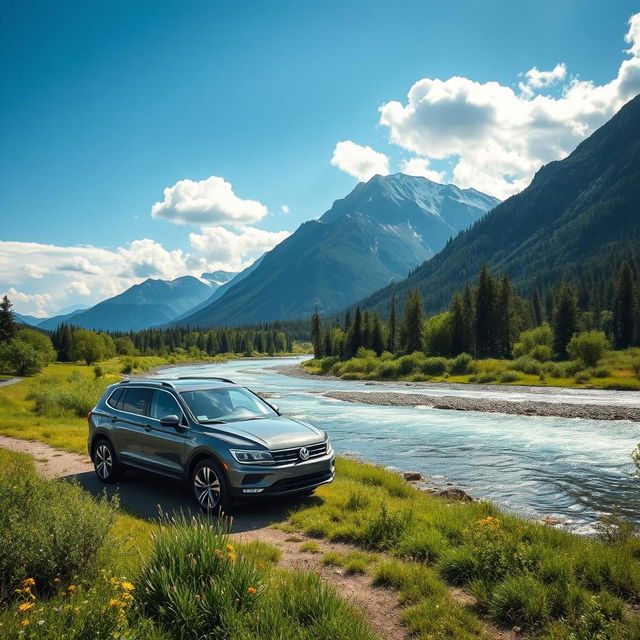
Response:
[189, 226, 290, 272]
[0, 239, 191, 316]
[331, 140, 390, 181]
[151, 175, 268, 226]
[399, 157, 445, 183]
[376, 13, 640, 199]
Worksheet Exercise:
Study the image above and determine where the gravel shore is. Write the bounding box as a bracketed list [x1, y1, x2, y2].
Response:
[323, 390, 640, 421]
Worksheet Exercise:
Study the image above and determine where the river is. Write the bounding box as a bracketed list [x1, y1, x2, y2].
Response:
[155, 356, 640, 534]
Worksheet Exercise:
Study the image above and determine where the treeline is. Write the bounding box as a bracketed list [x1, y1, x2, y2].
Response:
[311, 260, 639, 361]
[50, 323, 294, 363]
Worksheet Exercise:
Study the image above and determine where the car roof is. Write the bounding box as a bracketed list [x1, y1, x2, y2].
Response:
[115, 377, 239, 393]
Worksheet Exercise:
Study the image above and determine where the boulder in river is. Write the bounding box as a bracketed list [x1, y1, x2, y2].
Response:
[438, 487, 473, 502]
[403, 471, 423, 481]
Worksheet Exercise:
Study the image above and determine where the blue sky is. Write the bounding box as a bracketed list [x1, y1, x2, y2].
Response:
[1, 0, 639, 315]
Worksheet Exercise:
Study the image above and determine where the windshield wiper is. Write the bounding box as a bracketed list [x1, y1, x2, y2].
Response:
[200, 419, 225, 424]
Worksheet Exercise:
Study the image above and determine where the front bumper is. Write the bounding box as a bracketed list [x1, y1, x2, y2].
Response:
[227, 452, 336, 498]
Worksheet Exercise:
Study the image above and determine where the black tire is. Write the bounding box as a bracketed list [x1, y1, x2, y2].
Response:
[92, 438, 123, 484]
[191, 458, 230, 515]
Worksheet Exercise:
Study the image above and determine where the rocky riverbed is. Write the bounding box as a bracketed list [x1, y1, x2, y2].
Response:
[323, 390, 640, 421]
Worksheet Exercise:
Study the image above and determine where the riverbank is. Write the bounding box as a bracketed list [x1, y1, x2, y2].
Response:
[324, 390, 640, 422]
[273, 362, 640, 421]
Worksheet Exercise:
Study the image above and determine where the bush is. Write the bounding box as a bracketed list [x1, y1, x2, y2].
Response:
[574, 370, 591, 384]
[449, 352, 474, 375]
[530, 344, 553, 362]
[421, 357, 448, 376]
[544, 360, 583, 378]
[362, 504, 413, 549]
[590, 366, 611, 378]
[567, 331, 609, 367]
[512, 356, 542, 375]
[29, 373, 111, 418]
[0, 450, 115, 603]
[513, 324, 554, 359]
[498, 370, 521, 383]
[397, 352, 425, 376]
[491, 575, 550, 629]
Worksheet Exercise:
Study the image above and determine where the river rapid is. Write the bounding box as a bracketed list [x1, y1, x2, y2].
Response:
[155, 356, 640, 534]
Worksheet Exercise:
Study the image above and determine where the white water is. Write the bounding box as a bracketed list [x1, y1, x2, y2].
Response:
[156, 357, 640, 534]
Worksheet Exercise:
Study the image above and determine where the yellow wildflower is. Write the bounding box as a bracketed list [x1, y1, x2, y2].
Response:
[121, 581, 134, 592]
[247, 587, 257, 595]
[67, 585, 76, 592]
[18, 602, 34, 612]
[109, 598, 122, 608]
[228, 552, 237, 561]
[20, 619, 29, 627]
[22, 578, 36, 588]
[225, 544, 234, 552]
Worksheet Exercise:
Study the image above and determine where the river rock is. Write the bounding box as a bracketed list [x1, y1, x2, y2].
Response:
[438, 487, 473, 502]
[403, 471, 423, 481]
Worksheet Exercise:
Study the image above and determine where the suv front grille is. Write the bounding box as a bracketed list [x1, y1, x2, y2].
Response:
[271, 441, 327, 465]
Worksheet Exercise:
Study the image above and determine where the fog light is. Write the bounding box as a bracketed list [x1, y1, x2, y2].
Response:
[242, 488, 264, 494]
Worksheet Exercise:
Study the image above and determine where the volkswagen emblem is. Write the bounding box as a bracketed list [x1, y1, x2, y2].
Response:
[299, 447, 310, 461]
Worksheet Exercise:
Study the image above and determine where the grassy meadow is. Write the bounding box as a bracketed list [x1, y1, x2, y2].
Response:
[304, 347, 640, 390]
[288, 458, 640, 639]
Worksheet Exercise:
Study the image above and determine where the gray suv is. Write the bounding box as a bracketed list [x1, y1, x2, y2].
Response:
[87, 376, 335, 512]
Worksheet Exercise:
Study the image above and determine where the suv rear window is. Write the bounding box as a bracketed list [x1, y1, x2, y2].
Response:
[121, 388, 152, 416]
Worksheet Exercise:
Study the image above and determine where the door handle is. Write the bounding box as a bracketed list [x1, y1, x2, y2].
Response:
[144, 425, 153, 432]
[111, 416, 119, 423]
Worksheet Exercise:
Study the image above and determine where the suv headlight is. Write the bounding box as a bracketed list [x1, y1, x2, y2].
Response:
[230, 449, 275, 465]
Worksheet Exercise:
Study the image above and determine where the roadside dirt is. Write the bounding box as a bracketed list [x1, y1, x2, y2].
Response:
[0, 433, 517, 640]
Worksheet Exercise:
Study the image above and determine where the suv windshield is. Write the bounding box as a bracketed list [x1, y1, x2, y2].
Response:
[180, 387, 276, 423]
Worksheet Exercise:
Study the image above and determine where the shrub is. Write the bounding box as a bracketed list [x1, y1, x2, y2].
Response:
[590, 366, 611, 378]
[498, 370, 521, 383]
[512, 355, 542, 375]
[574, 370, 591, 384]
[0, 328, 56, 376]
[398, 527, 449, 562]
[513, 324, 554, 359]
[632, 358, 640, 379]
[376, 360, 400, 379]
[491, 575, 550, 629]
[567, 331, 609, 367]
[544, 360, 583, 378]
[397, 352, 425, 376]
[362, 504, 413, 549]
[29, 373, 111, 418]
[0, 450, 115, 603]
[421, 357, 448, 376]
[449, 352, 474, 375]
[530, 344, 553, 362]
[93, 364, 104, 378]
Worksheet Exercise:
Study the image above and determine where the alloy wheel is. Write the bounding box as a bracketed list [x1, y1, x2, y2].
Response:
[194, 465, 221, 510]
[95, 443, 113, 479]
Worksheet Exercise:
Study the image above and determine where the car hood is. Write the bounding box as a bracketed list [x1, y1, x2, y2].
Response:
[205, 416, 324, 450]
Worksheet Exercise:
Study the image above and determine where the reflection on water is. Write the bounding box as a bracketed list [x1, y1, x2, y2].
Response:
[156, 357, 640, 533]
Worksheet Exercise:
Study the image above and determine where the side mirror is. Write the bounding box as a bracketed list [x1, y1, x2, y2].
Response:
[160, 414, 181, 428]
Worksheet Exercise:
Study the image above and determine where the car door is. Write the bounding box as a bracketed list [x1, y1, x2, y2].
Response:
[110, 387, 153, 468]
[143, 389, 189, 477]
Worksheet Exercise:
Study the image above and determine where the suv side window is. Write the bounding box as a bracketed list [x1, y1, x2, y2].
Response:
[121, 388, 152, 416]
[150, 390, 183, 422]
[107, 387, 124, 410]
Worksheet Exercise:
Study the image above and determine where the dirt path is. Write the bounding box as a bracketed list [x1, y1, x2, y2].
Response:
[0, 377, 23, 388]
[0, 434, 515, 640]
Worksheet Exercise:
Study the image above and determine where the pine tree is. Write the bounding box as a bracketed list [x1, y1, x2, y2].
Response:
[387, 293, 397, 352]
[401, 290, 424, 353]
[532, 290, 544, 326]
[613, 262, 637, 349]
[553, 284, 578, 359]
[450, 293, 465, 355]
[345, 306, 363, 358]
[0, 295, 16, 344]
[462, 283, 476, 356]
[311, 309, 323, 358]
[496, 276, 513, 357]
[370, 315, 385, 356]
[475, 266, 496, 357]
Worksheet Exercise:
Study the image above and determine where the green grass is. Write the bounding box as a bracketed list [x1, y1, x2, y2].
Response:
[300, 540, 321, 553]
[288, 458, 640, 639]
[304, 347, 640, 390]
[0, 449, 378, 640]
[321, 550, 378, 574]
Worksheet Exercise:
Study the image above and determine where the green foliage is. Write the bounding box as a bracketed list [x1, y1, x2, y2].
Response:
[449, 352, 474, 374]
[0, 329, 55, 376]
[0, 449, 116, 603]
[137, 514, 377, 640]
[0, 295, 17, 345]
[28, 371, 112, 418]
[553, 285, 579, 359]
[401, 290, 425, 354]
[423, 312, 452, 356]
[513, 323, 554, 358]
[421, 356, 448, 376]
[567, 331, 609, 367]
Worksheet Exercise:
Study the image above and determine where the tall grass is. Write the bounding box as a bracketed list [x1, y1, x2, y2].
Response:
[289, 458, 640, 639]
[0, 449, 116, 604]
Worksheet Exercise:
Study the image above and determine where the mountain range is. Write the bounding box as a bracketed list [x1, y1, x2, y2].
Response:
[357, 92, 640, 315]
[176, 174, 498, 327]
